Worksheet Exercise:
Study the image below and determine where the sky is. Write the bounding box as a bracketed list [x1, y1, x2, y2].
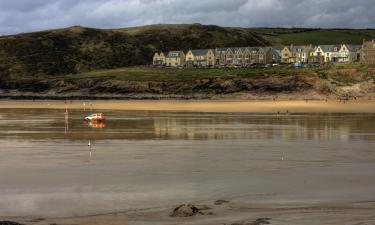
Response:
[0, 0, 375, 35]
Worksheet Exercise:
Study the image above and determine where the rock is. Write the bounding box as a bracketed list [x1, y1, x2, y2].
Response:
[252, 218, 272, 225]
[170, 204, 200, 217]
[214, 199, 230, 205]
[230, 218, 272, 225]
[198, 205, 211, 210]
[235, 218, 272, 225]
[0, 222, 25, 225]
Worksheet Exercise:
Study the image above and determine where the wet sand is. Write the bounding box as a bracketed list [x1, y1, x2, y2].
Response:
[1, 99, 375, 113]
[1, 101, 375, 225]
[3, 200, 375, 225]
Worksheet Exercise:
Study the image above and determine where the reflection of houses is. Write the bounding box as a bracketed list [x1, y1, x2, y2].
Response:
[165, 51, 185, 67]
[361, 39, 375, 64]
[185, 49, 215, 67]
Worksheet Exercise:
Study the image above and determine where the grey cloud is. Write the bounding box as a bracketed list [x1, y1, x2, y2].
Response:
[0, 0, 374, 35]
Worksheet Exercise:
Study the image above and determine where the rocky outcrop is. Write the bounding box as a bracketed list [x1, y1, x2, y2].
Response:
[0, 221, 24, 225]
[170, 204, 200, 217]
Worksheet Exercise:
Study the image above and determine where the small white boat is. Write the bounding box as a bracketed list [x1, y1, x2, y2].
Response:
[85, 113, 106, 122]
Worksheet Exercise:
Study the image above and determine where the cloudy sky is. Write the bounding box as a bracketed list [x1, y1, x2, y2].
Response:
[0, 0, 374, 35]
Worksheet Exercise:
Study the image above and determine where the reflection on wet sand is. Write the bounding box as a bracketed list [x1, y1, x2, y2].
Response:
[0, 109, 374, 142]
[87, 121, 106, 129]
[1, 109, 375, 218]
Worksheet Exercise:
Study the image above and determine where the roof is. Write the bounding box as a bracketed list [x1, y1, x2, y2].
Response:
[291, 46, 306, 52]
[345, 44, 361, 52]
[190, 49, 212, 56]
[247, 47, 262, 52]
[166, 51, 184, 58]
[215, 47, 229, 52]
[318, 45, 341, 52]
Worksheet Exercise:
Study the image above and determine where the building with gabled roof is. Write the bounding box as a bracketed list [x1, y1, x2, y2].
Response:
[361, 39, 375, 64]
[338, 44, 361, 63]
[165, 51, 185, 67]
[312, 45, 341, 63]
[185, 49, 215, 67]
[153, 52, 167, 66]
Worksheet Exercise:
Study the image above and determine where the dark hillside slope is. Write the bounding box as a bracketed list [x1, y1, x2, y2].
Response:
[0, 24, 269, 78]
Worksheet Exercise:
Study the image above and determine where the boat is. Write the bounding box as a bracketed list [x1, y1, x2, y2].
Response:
[85, 113, 106, 122]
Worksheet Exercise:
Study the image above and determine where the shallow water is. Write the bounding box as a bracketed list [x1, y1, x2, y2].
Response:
[0, 108, 375, 217]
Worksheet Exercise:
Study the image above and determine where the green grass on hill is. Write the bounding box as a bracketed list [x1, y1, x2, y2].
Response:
[249, 28, 375, 45]
[68, 66, 317, 82]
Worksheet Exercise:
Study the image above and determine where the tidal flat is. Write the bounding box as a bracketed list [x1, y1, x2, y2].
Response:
[0, 101, 375, 225]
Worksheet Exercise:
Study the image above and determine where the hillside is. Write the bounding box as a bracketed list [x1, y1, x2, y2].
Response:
[121, 24, 375, 45]
[1, 64, 374, 100]
[1, 24, 375, 100]
[250, 28, 375, 45]
[1, 24, 375, 79]
[0, 24, 269, 79]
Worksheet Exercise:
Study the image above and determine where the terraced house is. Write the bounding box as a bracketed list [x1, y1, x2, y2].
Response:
[338, 44, 361, 63]
[225, 47, 279, 65]
[152, 52, 166, 66]
[281, 45, 311, 63]
[165, 51, 185, 67]
[185, 49, 215, 67]
[153, 43, 366, 67]
[312, 45, 341, 63]
[215, 48, 229, 65]
[361, 39, 375, 64]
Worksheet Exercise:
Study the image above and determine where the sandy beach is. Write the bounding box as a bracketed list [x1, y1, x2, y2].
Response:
[1, 99, 375, 113]
[2, 200, 375, 225]
[1, 100, 375, 225]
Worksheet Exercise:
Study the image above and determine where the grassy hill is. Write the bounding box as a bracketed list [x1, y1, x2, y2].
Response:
[251, 28, 375, 45]
[120, 24, 375, 46]
[0, 24, 269, 79]
[1, 23, 375, 80]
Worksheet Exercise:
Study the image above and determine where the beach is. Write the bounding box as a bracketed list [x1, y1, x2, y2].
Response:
[2, 199, 375, 225]
[1, 100, 375, 225]
[1, 99, 375, 113]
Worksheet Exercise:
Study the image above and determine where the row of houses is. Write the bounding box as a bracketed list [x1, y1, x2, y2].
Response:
[281, 44, 361, 64]
[153, 40, 375, 67]
[153, 47, 280, 68]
